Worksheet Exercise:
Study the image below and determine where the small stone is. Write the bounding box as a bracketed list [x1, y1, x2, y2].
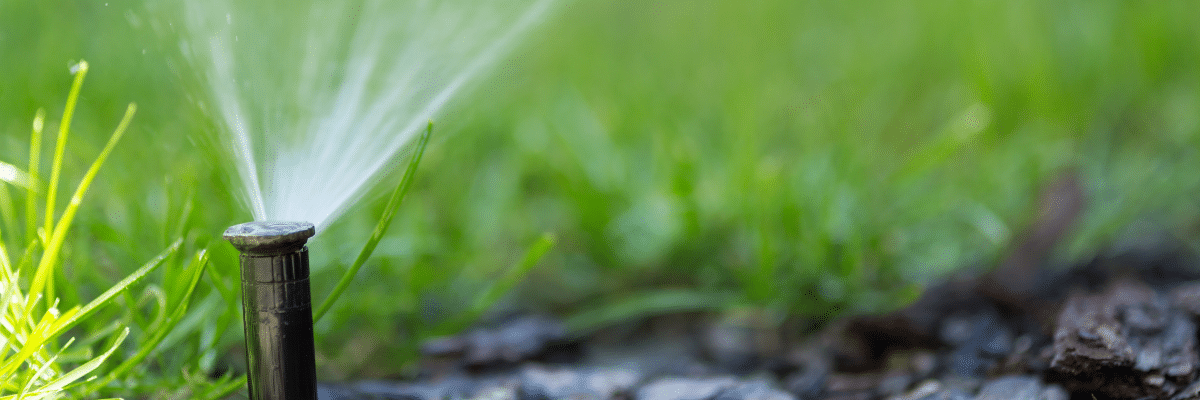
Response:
[980, 327, 1013, 357]
[937, 375, 981, 393]
[636, 377, 736, 400]
[1123, 299, 1168, 333]
[783, 350, 828, 400]
[891, 380, 939, 400]
[1172, 380, 1200, 400]
[582, 368, 642, 397]
[1145, 374, 1166, 387]
[1012, 335, 1033, 354]
[875, 373, 913, 397]
[818, 394, 872, 400]
[473, 383, 519, 400]
[423, 315, 573, 368]
[1167, 362, 1194, 378]
[946, 346, 989, 377]
[909, 351, 938, 378]
[520, 365, 641, 400]
[1135, 343, 1164, 371]
[520, 366, 581, 400]
[824, 373, 879, 393]
[713, 379, 795, 400]
[1039, 385, 1069, 400]
[939, 318, 973, 346]
[353, 377, 477, 400]
[974, 376, 1041, 400]
[1171, 282, 1200, 317]
[890, 380, 972, 400]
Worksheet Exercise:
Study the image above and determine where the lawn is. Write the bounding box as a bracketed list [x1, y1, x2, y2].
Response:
[1, 0, 1198, 398]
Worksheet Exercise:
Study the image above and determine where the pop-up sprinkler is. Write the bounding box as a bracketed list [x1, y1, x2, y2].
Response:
[224, 221, 317, 400]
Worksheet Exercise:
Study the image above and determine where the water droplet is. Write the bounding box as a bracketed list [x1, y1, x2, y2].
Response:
[69, 60, 87, 74]
[227, 13, 232, 24]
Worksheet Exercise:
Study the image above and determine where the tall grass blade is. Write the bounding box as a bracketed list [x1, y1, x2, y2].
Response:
[0, 164, 32, 190]
[25, 109, 45, 244]
[43, 61, 87, 240]
[24, 328, 128, 398]
[16, 337, 72, 398]
[0, 186, 13, 270]
[84, 249, 208, 392]
[564, 289, 738, 334]
[28, 103, 136, 306]
[313, 122, 433, 322]
[447, 232, 556, 332]
[48, 238, 179, 337]
[202, 375, 246, 400]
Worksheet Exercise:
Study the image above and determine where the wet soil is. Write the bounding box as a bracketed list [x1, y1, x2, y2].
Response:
[318, 246, 1200, 400]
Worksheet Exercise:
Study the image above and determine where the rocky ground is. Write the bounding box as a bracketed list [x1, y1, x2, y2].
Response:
[317, 245, 1200, 400]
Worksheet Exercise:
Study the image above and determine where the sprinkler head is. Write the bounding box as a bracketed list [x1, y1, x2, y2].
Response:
[225, 221, 317, 400]
[224, 221, 315, 255]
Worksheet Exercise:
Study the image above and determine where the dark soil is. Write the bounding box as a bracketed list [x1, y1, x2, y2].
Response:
[318, 246, 1200, 400]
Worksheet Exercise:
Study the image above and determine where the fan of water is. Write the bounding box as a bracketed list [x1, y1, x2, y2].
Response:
[180, 0, 554, 233]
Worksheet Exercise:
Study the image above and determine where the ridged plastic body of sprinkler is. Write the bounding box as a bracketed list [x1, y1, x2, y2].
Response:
[224, 221, 317, 400]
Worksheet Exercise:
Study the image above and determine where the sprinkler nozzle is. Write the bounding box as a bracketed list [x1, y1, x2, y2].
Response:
[224, 220, 315, 255]
[224, 221, 317, 400]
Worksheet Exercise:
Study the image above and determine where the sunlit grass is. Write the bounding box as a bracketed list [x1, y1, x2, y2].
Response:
[0, 62, 221, 399]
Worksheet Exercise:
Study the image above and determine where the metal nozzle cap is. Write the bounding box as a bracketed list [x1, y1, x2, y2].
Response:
[224, 221, 315, 255]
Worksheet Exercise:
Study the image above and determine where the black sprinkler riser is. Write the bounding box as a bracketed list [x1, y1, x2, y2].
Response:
[225, 221, 317, 400]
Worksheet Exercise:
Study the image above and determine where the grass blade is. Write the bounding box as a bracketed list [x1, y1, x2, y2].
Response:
[0, 186, 14, 268]
[0, 163, 32, 190]
[43, 61, 87, 240]
[313, 122, 433, 322]
[447, 232, 556, 333]
[25, 109, 45, 247]
[85, 249, 208, 392]
[28, 103, 135, 304]
[201, 375, 246, 400]
[28, 327, 128, 397]
[47, 238, 179, 338]
[563, 289, 738, 334]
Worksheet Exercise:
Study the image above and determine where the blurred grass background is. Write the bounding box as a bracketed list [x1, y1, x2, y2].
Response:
[2, 0, 1199, 390]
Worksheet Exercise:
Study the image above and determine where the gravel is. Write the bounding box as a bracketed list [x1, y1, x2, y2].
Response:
[317, 249, 1200, 400]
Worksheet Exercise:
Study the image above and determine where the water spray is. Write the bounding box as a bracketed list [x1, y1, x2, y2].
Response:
[224, 221, 317, 400]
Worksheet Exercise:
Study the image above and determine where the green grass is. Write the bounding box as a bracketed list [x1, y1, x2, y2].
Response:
[1, 0, 1200, 394]
[0, 62, 220, 399]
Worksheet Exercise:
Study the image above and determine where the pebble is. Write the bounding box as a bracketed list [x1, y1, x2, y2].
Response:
[889, 379, 939, 400]
[473, 383, 520, 400]
[421, 315, 571, 367]
[890, 379, 973, 400]
[1039, 385, 1069, 400]
[712, 379, 795, 400]
[352, 377, 479, 400]
[938, 308, 1013, 378]
[636, 376, 736, 400]
[519, 365, 641, 400]
[876, 373, 913, 398]
[1172, 380, 1200, 400]
[318, 383, 375, 400]
[782, 348, 829, 400]
[973, 375, 1065, 400]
